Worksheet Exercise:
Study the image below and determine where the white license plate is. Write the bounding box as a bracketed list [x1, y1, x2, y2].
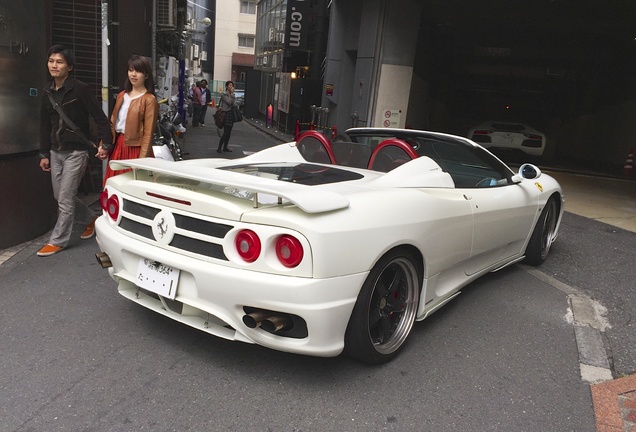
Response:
[136, 258, 180, 300]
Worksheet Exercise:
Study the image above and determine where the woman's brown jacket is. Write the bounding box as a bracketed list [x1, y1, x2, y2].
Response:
[110, 91, 159, 158]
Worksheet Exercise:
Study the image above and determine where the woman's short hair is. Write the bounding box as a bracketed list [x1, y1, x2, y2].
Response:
[125, 55, 155, 94]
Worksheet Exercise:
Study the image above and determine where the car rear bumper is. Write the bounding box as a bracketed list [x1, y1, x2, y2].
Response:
[95, 216, 366, 357]
[471, 134, 544, 156]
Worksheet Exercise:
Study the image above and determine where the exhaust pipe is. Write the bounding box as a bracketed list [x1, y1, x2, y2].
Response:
[260, 315, 292, 333]
[95, 252, 112, 269]
[242, 311, 272, 329]
[242, 310, 294, 333]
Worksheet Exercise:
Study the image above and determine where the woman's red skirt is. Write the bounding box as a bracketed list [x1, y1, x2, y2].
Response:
[103, 134, 151, 186]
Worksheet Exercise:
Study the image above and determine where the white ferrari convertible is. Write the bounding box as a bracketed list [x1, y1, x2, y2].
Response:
[95, 128, 563, 364]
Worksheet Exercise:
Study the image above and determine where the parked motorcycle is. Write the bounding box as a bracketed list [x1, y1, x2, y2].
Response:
[153, 96, 187, 161]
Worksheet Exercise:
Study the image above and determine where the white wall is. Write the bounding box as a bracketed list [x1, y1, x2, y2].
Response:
[214, 1, 257, 81]
[373, 64, 413, 128]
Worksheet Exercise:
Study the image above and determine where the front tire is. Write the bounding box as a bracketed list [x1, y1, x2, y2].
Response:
[344, 249, 421, 364]
[524, 196, 559, 265]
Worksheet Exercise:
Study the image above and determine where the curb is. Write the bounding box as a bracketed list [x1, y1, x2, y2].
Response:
[523, 265, 614, 383]
[245, 118, 294, 143]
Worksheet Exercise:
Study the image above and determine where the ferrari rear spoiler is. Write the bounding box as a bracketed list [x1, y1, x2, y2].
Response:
[108, 158, 350, 214]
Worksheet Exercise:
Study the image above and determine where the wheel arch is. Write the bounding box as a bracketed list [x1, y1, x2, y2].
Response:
[343, 243, 425, 364]
[546, 190, 564, 229]
[524, 191, 562, 266]
[376, 243, 425, 298]
[554, 191, 564, 214]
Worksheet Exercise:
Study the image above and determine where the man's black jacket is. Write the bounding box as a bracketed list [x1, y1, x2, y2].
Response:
[40, 76, 113, 157]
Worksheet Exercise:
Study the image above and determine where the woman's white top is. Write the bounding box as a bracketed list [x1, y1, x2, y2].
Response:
[115, 92, 146, 133]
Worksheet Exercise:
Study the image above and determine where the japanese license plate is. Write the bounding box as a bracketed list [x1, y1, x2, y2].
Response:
[136, 258, 180, 300]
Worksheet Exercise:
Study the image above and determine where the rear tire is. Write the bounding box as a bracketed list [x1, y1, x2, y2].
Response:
[344, 249, 421, 364]
[524, 196, 559, 265]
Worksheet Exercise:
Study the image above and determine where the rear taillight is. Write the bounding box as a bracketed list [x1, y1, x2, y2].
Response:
[472, 129, 491, 135]
[235, 230, 261, 262]
[99, 191, 119, 221]
[100, 190, 109, 211]
[525, 134, 542, 140]
[276, 235, 304, 268]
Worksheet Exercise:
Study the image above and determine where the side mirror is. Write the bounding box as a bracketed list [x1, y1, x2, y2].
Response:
[517, 163, 542, 180]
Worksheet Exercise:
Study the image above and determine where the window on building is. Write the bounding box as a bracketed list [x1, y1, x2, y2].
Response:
[239, 34, 256, 48]
[240, 1, 257, 14]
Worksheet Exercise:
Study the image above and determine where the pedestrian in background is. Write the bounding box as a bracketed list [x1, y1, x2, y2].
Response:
[191, 80, 202, 127]
[187, 83, 196, 119]
[102, 55, 159, 185]
[37, 44, 113, 257]
[217, 80, 237, 153]
[199, 79, 212, 127]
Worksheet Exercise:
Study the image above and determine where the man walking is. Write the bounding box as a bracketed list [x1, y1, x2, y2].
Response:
[191, 80, 203, 127]
[37, 44, 113, 257]
[199, 80, 212, 127]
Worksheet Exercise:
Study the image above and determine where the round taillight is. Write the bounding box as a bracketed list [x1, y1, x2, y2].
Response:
[100, 190, 109, 212]
[235, 230, 261, 263]
[276, 235, 303, 268]
[106, 195, 120, 220]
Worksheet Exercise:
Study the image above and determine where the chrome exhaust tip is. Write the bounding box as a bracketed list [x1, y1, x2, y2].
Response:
[242, 311, 272, 329]
[243, 308, 295, 333]
[95, 251, 112, 269]
[260, 315, 292, 333]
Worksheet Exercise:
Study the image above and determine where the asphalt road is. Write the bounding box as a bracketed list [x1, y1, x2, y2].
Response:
[1, 232, 595, 431]
[2, 118, 634, 431]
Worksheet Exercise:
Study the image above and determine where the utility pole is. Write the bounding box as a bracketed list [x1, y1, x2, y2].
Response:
[101, 1, 109, 116]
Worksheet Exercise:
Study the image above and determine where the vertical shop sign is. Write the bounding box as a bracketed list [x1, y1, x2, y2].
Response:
[285, 0, 309, 52]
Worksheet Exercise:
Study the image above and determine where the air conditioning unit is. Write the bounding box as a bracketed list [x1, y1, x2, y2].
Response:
[157, 0, 176, 29]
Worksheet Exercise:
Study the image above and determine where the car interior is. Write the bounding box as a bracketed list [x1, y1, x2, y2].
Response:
[295, 131, 513, 188]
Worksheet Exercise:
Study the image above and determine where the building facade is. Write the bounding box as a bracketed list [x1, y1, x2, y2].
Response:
[213, 0, 257, 87]
[253, 0, 329, 132]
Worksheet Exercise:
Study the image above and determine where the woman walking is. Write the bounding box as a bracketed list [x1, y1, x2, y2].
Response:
[217, 80, 238, 153]
[100, 55, 159, 184]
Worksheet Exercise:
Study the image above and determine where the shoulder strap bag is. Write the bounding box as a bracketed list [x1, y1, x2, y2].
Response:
[47, 93, 97, 149]
[232, 105, 243, 122]
[213, 106, 226, 129]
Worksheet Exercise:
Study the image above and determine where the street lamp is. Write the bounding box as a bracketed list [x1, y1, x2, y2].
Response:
[190, 17, 211, 32]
